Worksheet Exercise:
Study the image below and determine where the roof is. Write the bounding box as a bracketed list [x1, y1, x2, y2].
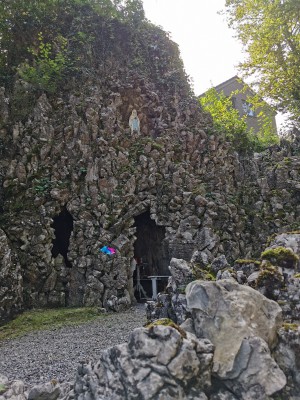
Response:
[214, 75, 241, 92]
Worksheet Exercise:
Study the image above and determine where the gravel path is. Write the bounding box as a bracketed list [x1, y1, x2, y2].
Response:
[0, 304, 146, 386]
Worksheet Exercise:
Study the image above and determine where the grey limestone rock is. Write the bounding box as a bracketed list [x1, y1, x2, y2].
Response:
[64, 325, 214, 400]
[186, 279, 286, 398]
[0, 379, 26, 400]
[222, 336, 286, 400]
[263, 233, 300, 270]
[274, 326, 300, 397]
[0, 229, 23, 324]
[210, 390, 238, 400]
[0, 87, 9, 124]
[28, 382, 61, 400]
[210, 255, 230, 274]
[269, 233, 300, 257]
[168, 257, 194, 288]
[145, 293, 174, 322]
[196, 227, 219, 252]
[0, 379, 71, 400]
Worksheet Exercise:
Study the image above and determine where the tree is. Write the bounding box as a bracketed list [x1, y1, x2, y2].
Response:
[199, 87, 251, 150]
[119, 0, 145, 23]
[199, 87, 279, 151]
[0, 0, 89, 86]
[0, 0, 146, 88]
[223, 0, 300, 126]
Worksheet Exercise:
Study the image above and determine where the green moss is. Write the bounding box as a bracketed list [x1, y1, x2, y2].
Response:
[257, 263, 280, 282]
[256, 262, 284, 299]
[265, 233, 278, 248]
[178, 286, 186, 294]
[191, 264, 216, 281]
[204, 272, 216, 281]
[282, 322, 299, 332]
[192, 183, 207, 196]
[274, 210, 286, 219]
[261, 246, 299, 267]
[277, 300, 286, 305]
[151, 142, 164, 151]
[145, 318, 187, 338]
[293, 273, 300, 279]
[235, 258, 261, 265]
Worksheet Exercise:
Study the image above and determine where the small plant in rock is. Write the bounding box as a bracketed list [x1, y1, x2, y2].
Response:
[34, 177, 51, 193]
[282, 322, 299, 332]
[145, 318, 187, 338]
[256, 261, 284, 300]
[177, 285, 187, 295]
[261, 246, 299, 268]
[235, 259, 261, 266]
[192, 264, 216, 281]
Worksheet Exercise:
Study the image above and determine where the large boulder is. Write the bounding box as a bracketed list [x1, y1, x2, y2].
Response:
[186, 279, 286, 399]
[65, 325, 214, 400]
[222, 336, 286, 400]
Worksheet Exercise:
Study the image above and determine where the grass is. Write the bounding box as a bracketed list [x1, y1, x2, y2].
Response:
[0, 307, 102, 341]
[0, 384, 6, 394]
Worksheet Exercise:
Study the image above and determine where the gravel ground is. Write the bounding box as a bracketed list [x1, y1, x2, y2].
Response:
[0, 304, 146, 386]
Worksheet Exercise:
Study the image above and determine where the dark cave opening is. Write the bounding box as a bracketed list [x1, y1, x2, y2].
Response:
[51, 206, 74, 268]
[133, 210, 170, 300]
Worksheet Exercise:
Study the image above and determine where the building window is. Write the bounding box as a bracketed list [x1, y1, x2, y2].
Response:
[231, 96, 237, 109]
[242, 100, 255, 117]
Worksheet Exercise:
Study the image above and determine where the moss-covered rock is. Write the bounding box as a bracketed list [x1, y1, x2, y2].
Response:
[261, 246, 299, 268]
[256, 261, 284, 300]
[145, 318, 187, 338]
[192, 264, 216, 281]
[235, 259, 261, 266]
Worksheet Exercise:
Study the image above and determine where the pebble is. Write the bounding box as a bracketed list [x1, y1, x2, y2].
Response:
[0, 305, 146, 386]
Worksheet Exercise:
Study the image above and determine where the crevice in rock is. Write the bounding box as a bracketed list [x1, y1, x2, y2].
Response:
[133, 209, 171, 300]
[51, 206, 73, 268]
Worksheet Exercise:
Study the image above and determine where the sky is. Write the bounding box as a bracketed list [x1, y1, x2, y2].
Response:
[142, 0, 243, 96]
[142, 0, 286, 129]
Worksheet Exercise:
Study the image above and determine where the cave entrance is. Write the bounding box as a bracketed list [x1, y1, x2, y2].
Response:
[133, 210, 170, 301]
[51, 206, 74, 268]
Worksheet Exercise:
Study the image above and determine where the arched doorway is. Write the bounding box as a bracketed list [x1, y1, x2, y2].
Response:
[133, 210, 170, 301]
[51, 206, 73, 268]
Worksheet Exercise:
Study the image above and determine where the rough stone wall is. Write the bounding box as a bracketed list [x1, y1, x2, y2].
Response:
[1, 18, 300, 322]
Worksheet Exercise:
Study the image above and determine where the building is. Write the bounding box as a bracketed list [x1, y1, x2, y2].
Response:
[214, 76, 277, 135]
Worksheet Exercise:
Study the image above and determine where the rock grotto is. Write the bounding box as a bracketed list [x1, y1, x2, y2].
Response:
[1, 2, 300, 399]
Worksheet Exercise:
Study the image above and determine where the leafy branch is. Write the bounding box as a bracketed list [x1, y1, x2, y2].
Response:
[17, 32, 70, 93]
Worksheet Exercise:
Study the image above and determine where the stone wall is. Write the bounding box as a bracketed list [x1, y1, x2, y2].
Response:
[1, 16, 300, 322]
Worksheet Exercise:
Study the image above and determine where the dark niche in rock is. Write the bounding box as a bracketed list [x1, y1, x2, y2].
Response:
[51, 206, 73, 268]
[133, 210, 170, 301]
